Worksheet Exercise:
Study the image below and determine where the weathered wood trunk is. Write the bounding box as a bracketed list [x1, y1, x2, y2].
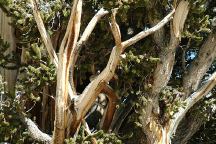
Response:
[0, 9, 17, 96]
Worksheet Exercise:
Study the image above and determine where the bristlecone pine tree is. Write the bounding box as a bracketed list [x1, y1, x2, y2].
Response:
[0, 0, 216, 144]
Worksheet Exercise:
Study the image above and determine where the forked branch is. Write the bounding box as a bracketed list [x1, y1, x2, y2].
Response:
[70, 8, 109, 91]
[69, 8, 175, 135]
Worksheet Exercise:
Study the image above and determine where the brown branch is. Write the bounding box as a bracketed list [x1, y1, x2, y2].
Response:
[183, 32, 216, 97]
[100, 84, 119, 131]
[152, 0, 189, 96]
[149, 1, 189, 117]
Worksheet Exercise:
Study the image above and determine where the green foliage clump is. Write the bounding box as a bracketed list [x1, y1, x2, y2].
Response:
[183, 0, 211, 43]
[0, 36, 19, 69]
[65, 127, 122, 144]
[159, 86, 186, 120]
[0, 97, 28, 143]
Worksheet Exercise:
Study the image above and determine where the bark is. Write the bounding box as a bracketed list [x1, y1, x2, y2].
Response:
[19, 114, 51, 144]
[0, 9, 17, 96]
[183, 32, 216, 97]
[173, 107, 205, 144]
[41, 86, 49, 131]
[134, 1, 191, 143]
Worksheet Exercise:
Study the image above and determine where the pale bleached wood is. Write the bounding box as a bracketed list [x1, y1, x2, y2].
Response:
[52, 0, 82, 143]
[29, 0, 58, 66]
[20, 115, 51, 144]
[69, 8, 108, 92]
[121, 9, 175, 51]
[29, 0, 75, 100]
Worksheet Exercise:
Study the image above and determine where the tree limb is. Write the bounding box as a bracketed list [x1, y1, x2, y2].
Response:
[52, 0, 82, 143]
[19, 114, 51, 144]
[170, 71, 216, 135]
[68, 8, 174, 135]
[100, 84, 119, 131]
[68, 8, 123, 135]
[121, 9, 175, 51]
[29, 0, 58, 66]
[69, 8, 109, 92]
[29, 0, 75, 100]
[183, 32, 216, 97]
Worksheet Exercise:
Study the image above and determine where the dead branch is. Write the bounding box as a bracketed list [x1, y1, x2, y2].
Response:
[29, 0, 58, 66]
[69, 8, 109, 91]
[20, 115, 51, 144]
[52, 0, 82, 143]
[121, 9, 175, 51]
[29, 0, 75, 101]
[68, 8, 123, 135]
[68, 8, 175, 135]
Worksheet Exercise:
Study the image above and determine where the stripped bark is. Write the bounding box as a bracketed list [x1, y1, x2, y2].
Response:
[30, 0, 75, 100]
[52, 0, 82, 143]
[69, 8, 108, 91]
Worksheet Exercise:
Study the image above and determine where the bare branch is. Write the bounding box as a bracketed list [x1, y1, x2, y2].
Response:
[121, 9, 175, 51]
[67, 8, 175, 135]
[29, 0, 58, 66]
[69, 8, 108, 92]
[52, 0, 82, 142]
[68, 9, 123, 135]
[30, 0, 75, 100]
[78, 8, 109, 45]
[170, 71, 216, 135]
[20, 115, 51, 144]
